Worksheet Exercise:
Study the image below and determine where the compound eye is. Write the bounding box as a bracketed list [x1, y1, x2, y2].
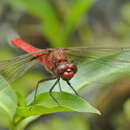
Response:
[68, 64, 77, 73]
[56, 64, 67, 75]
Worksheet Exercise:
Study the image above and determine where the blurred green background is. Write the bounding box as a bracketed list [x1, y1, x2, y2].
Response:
[0, 0, 130, 130]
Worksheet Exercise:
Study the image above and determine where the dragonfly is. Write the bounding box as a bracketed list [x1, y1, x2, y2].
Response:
[0, 38, 130, 104]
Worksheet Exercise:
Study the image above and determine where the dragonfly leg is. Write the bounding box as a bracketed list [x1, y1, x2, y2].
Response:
[66, 80, 79, 96]
[58, 79, 62, 92]
[49, 78, 60, 105]
[33, 77, 57, 104]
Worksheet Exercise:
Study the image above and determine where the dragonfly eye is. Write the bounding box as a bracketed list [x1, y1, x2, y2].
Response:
[68, 64, 77, 73]
[56, 63, 77, 80]
[56, 64, 67, 75]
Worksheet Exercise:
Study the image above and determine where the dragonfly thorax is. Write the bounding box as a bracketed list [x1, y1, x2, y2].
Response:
[55, 62, 77, 80]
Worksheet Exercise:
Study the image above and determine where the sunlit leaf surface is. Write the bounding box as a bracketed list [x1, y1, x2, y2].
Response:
[17, 92, 100, 117]
[0, 75, 17, 120]
[28, 49, 130, 100]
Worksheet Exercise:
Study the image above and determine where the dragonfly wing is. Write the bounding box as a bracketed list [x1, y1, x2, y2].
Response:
[0, 51, 47, 82]
[1, 60, 38, 82]
[64, 46, 130, 64]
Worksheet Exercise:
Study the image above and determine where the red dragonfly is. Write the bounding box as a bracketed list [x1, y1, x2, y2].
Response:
[0, 38, 129, 104]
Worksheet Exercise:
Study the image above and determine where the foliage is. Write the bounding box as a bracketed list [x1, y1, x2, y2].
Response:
[0, 0, 130, 130]
[1, 48, 130, 129]
[7, 0, 95, 47]
[0, 1, 98, 129]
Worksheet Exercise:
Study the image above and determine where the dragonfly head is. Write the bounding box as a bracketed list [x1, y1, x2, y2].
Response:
[56, 63, 77, 80]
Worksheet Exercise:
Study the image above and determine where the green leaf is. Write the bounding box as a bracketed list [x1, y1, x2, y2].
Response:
[26, 50, 130, 97]
[7, 0, 96, 47]
[15, 49, 130, 127]
[0, 75, 17, 120]
[15, 116, 39, 130]
[16, 92, 100, 117]
[9, 0, 67, 47]
[23, 49, 130, 127]
[65, 0, 95, 35]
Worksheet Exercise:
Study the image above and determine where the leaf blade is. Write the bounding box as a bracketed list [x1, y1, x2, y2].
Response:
[17, 92, 100, 117]
[65, 0, 95, 35]
[0, 75, 17, 120]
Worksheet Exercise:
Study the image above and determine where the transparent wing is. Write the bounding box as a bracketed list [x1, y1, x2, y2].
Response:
[64, 46, 130, 64]
[0, 50, 48, 82]
[1, 46, 130, 82]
